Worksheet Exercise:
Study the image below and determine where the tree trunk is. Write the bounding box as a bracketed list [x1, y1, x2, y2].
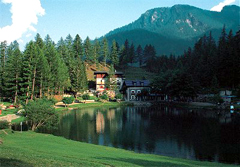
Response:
[14, 74, 18, 104]
[39, 74, 43, 98]
[47, 87, 50, 99]
[30, 68, 36, 100]
[32, 124, 36, 131]
[26, 85, 30, 104]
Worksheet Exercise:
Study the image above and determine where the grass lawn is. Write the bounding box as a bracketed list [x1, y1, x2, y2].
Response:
[11, 116, 26, 124]
[0, 108, 18, 117]
[0, 130, 234, 167]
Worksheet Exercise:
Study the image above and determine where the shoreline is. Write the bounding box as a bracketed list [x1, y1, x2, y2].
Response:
[2, 100, 238, 124]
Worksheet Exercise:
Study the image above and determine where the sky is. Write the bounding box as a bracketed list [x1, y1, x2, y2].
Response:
[0, 0, 239, 49]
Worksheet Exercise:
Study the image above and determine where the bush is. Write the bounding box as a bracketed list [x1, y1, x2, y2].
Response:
[212, 95, 224, 104]
[0, 121, 9, 129]
[89, 96, 98, 101]
[48, 98, 58, 105]
[115, 93, 123, 100]
[62, 96, 75, 107]
[24, 99, 59, 131]
[100, 94, 109, 100]
[77, 96, 83, 101]
[82, 94, 90, 100]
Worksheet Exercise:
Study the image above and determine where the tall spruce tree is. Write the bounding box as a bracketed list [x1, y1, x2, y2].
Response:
[4, 41, 22, 104]
[0, 41, 7, 98]
[101, 37, 109, 67]
[93, 39, 101, 70]
[22, 41, 38, 103]
[84, 36, 93, 63]
[110, 40, 119, 68]
[136, 45, 143, 67]
[129, 43, 135, 65]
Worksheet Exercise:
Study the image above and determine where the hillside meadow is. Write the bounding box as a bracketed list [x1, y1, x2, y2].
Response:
[0, 129, 234, 167]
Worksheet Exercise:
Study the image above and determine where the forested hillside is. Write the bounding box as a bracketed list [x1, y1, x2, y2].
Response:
[149, 28, 240, 98]
[0, 26, 239, 104]
[0, 34, 119, 104]
[105, 5, 239, 55]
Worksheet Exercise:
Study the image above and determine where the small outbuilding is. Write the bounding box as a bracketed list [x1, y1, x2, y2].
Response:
[120, 80, 151, 101]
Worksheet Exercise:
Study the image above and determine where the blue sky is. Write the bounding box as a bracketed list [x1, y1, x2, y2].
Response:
[0, 0, 239, 49]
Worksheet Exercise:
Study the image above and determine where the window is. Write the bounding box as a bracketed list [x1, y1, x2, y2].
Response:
[140, 82, 144, 86]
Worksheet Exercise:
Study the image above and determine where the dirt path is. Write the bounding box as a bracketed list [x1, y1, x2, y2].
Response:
[0, 114, 20, 122]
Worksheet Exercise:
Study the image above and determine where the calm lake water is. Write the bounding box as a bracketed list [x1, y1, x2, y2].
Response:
[50, 105, 240, 164]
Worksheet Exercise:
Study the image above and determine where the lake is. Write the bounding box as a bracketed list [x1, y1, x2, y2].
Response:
[50, 105, 240, 164]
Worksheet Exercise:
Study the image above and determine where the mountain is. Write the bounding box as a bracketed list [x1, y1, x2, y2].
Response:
[105, 5, 240, 55]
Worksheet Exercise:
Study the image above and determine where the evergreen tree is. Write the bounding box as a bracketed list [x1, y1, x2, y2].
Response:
[110, 40, 119, 67]
[217, 25, 228, 87]
[70, 35, 88, 96]
[4, 41, 22, 104]
[35, 47, 50, 98]
[21, 41, 38, 103]
[73, 34, 83, 59]
[0, 41, 7, 98]
[101, 37, 109, 67]
[35, 33, 45, 49]
[129, 43, 135, 65]
[119, 39, 130, 67]
[84, 36, 93, 63]
[136, 45, 143, 67]
[233, 30, 240, 88]
[57, 37, 69, 66]
[93, 39, 101, 70]
[144, 45, 157, 72]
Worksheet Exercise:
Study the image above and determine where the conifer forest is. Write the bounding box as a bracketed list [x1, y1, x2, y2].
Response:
[0, 27, 240, 104]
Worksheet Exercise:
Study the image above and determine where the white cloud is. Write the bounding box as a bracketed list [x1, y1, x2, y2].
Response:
[0, 0, 45, 43]
[26, 33, 32, 38]
[211, 0, 236, 12]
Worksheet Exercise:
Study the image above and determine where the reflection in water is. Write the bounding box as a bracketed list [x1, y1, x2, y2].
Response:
[50, 105, 240, 164]
[96, 112, 105, 134]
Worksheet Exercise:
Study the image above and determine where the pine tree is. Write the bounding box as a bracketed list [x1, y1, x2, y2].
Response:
[136, 45, 143, 67]
[129, 43, 135, 65]
[4, 41, 22, 104]
[233, 30, 240, 88]
[35, 47, 50, 98]
[93, 39, 101, 70]
[217, 25, 228, 87]
[70, 34, 88, 96]
[35, 33, 44, 49]
[110, 40, 119, 67]
[22, 41, 38, 103]
[101, 37, 109, 67]
[73, 34, 83, 59]
[57, 37, 68, 65]
[0, 41, 7, 98]
[44, 35, 58, 97]
[84, 36, 93, 63]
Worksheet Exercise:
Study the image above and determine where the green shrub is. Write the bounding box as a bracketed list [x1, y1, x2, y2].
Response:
[62, 96, 75, 107]
[89, 96, 98, 101]
[115, 93, 123, 100]
[100, 94, 108, 100]
[24, 99, 59, 131]
[48, 98, 58, 105]
[0, 121, 9, 129]
[82, 94, 90, 100]
[77, 96, 83, 101]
